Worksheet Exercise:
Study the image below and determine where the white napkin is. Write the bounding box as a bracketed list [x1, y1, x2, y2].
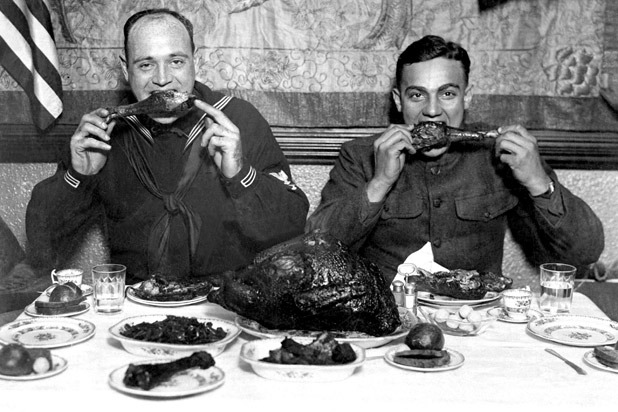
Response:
[392, 242, 448, 284]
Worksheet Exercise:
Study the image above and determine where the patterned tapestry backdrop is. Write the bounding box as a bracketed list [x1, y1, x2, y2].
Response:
[0, 0, 615, 128]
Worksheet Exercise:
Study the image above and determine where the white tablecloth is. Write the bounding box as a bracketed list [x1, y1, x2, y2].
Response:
[2, 292, 616, 411]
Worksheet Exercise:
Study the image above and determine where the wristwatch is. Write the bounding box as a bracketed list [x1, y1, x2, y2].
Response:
[533, 179, 555, 199]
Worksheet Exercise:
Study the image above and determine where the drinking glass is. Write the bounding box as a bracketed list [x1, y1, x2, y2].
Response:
[539, 263, 576, 314]
[91, 264, 126, 314]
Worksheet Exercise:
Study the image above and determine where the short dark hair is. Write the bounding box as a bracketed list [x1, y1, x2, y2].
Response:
[123, 8, 195, 59]
[395, 35, 470, 88]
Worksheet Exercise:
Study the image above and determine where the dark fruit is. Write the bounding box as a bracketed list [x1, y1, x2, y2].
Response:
[0, 344, 33, 376]
[49, 282, 82, 303]
[404, 323, 445, 350]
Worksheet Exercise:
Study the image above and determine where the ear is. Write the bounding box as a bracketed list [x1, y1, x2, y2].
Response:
[392, 87, 402, 113]
[464, 84, 473, 110]
[120, 54, 129, 82]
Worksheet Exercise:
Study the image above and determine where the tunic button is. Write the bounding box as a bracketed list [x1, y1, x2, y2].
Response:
[484, 211, 491, 219]
[433, 239, 442, 248]
[433, 199, 442, 208]
[431, 166, 441, 175]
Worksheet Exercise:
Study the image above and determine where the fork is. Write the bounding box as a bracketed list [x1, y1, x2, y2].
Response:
[545, 348, 587, 375]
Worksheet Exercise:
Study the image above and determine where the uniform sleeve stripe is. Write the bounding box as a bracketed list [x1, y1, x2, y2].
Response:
[64, 170, 80, 188]
[240, 166, 256, 188]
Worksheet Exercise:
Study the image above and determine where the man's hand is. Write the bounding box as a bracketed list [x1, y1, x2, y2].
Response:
[494, 124, 551, 196]
[195, 100, 243, 178]
[366, 124, 415, 202]
[70, 109, 114, 175]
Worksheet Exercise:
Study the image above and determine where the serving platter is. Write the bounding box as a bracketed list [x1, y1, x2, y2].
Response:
[108, 360, 225, 398]
[527, 315, 618, 347]
[109, 315, 241, 357]
[0, 354, 68, 381]
[235, 316, 410, 349]
[417, 291, 501, 307]
[0, 318, 96, 349]
[126, 282, 209, 307]
[583, 350, 618, 374]
[383, 344, 465, 372]
[239, 337, 365, 382]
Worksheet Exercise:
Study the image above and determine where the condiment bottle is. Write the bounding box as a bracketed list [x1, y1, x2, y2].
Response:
[404, 281, 417, 316]
[391, 280, 405, 307]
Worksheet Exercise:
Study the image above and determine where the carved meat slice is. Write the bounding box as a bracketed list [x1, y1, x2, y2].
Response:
[413, 268, 513, 300]
[208, 231, 401, 337]
[411, 121, 496, 151]
[106, 90, 196, 121]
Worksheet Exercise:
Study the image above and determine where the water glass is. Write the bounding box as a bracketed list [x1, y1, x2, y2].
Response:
[92, 264, 126, 314]
[539, 263, 576, 314]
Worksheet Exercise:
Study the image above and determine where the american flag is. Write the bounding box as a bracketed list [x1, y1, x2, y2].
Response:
[0, 0, 63, 130]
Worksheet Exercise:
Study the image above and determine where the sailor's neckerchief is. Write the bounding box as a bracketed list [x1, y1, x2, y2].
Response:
[117, 95, 233, 275]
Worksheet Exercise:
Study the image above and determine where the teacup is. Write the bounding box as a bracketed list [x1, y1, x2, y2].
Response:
[502, 289, 532, 320]
[51, 268, 83, 286]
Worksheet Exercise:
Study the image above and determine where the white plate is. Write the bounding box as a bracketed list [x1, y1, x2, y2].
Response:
[583, 350, 618, 373]
[109, 315, 241, 358]
[384, 344, 465, 372]
[108, 359, 225, 398]
[488, 307, 541, 324]
[235, 315, 410, 349]
[240, 337, 365, 382]
[527, 315, 618, 347]
[126, 282, 209, 307]
[0, 354, 68, 381]
[42, 284, 93, 297]
[0, 318, 96, 349]
[417, 291, 501, 307]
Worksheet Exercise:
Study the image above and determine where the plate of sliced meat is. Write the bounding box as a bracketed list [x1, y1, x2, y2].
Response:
[126, 276, 212, 307]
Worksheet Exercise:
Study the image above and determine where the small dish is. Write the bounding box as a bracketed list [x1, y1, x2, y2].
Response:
[0, 318, 96, 349]
[583, 350, 618, 374]
[240, 337, 365, 382]
[0, 354, 68, 381]
[417, 291, 501, 307]
[24, 301, 90, 318]
[108, 359, 225, 397]
[109, 315, 241, 358]
[488, 307, 541, 324]
[42, 284, 93, 297]
[235, 315, 409, 349]
[422, 306, 497, 336]
[126, 282, 209, 307]
[384, 344, 464, 372]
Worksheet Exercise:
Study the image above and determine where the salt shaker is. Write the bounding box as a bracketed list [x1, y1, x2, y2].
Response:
[404, 281, 417, 316]
[391, 280, 405, 307]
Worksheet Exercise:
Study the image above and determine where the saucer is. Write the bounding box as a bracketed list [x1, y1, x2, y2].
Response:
[488, 307, 538, 324]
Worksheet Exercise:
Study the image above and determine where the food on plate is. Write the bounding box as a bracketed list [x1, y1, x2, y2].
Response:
[0, 344, 53, 376]
[414, 268, 512, 300]
[261, 332, 357, 365]
[410, 121, 495, 152]
[394, 323, 450, 368]
[123, 351, 215, 390]
[119, 315, 227, 344]
[34, 282, 87, 315]
[404, 323, 444, 351]
[130, 275, 212, 301]
[593, 346, 618, 369]
[208, 231, 400, 336]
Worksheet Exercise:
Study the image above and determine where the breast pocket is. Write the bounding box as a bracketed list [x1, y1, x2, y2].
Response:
[381, 189, 424, 220]
[455, 190, 518, 222]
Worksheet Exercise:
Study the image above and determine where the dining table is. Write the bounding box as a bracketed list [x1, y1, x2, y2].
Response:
[1, 288, 617, 412]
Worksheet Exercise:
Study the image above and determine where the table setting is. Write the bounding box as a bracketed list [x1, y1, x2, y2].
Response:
[1, 254, 618, 411]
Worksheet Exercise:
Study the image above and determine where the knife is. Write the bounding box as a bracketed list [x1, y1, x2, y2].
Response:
[545, 348, 587, 375]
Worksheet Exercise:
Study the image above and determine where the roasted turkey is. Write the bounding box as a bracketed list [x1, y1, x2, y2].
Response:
[208, 231, 401, 336]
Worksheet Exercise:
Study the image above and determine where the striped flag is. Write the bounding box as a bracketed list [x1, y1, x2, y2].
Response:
[0, 0, 63, 130]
